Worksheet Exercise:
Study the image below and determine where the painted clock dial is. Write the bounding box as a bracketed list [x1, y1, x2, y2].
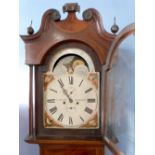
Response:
[43, 52, 100, 129]
[44, 73, 99, 128]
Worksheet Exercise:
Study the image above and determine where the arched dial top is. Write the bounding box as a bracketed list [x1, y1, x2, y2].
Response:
[44, 72, 99, 128]
[49, 48, 95, 72]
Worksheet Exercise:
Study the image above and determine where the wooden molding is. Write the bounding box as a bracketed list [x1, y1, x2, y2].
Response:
[20, 7, 115, 65]
[25, 135, 104, 145]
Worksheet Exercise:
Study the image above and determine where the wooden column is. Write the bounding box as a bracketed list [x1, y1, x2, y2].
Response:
[29, 65, 34, 137]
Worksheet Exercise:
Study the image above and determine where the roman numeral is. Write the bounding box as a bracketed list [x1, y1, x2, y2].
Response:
[84, 107, 93, 114]
[79, 79, 83, 87]
[69, 76, 73, 85]
[50, 88, 57, 93]
[87, 98, 96, 103]
[69, 117, 73, 125]
[47, 99, 55, 103]
[49, 106, 57, 114]
[85, 88, 93, 93]
[80, 116, 84, 122]
[58, 78, 64, 87]
[58, 114, 64, 122]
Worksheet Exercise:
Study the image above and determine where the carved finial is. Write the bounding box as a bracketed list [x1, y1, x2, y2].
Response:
[83, 9, 93, 21]
[27, 20, 34, 35]
[63, 3, 80, 13]
[51, 9, 61, 21]
[111, 17, 119, 34]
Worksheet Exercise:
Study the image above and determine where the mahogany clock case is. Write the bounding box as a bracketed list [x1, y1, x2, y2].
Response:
[20, 3, 116, 141]
[35, 41, 103, 140]
[20, 2, 135, 147]
[20, 3, 135, 155]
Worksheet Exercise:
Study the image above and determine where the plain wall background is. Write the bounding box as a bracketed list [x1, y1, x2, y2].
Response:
[19, 0, 135, 155]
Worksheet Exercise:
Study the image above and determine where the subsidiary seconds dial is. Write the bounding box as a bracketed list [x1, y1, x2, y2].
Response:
[44, 73, 99, 128]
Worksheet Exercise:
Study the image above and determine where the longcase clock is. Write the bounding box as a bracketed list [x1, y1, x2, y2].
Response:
[20, 3, 134, 155]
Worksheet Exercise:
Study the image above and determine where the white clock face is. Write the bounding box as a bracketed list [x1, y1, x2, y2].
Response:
[44, 73, 99, 128]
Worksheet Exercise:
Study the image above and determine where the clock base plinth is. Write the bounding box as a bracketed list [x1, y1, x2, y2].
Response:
[25, 137, 104, 155]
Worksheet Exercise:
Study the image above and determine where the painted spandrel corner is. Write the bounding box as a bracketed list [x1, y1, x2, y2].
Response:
[19, 1, 135, 155]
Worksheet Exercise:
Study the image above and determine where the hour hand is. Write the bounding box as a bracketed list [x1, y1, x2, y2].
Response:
[62, 87, 73, 103]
